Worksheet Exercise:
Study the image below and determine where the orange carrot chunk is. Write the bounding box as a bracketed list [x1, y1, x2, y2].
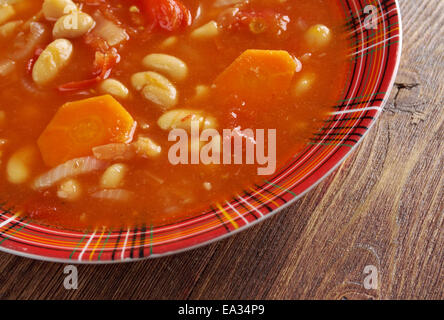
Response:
[38, 95, 135, 167]
[213, 49, 297, 105]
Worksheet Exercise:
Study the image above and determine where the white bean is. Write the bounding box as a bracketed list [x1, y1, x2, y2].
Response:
[0, 4, 15, 25]
[99, 79, 129, 99]
[158, 109, 217, 131]
[191, 21, 219, 40]
[133, 136, 161, 158]
[100, 163, 128, 189]
[142, 53, 188, 81]
[158, 109, 202, 131]
[131, 71, 178, 109]
[32, 38, 73, 86]
[160, 36, 178, 49]
[194, 85, 210, 100]
[0, 19, 22, 38]
[131, 71, 150, 91]
[6, 146, 35, 184]
[305, 24, 331, 49]
[42, 0, 77, 21]
[57, 179, 82, 201]
[292, 73, 316, 96]
[53, 11, 95, 39]
[141, 79, 178, 109]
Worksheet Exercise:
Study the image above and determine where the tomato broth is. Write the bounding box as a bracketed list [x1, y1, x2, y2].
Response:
[0, 0, 349, 230]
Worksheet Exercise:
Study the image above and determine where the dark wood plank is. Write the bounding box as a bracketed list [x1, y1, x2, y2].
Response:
[0, 0, 442, 300]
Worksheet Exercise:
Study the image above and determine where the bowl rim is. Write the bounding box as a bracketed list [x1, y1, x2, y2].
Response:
[0, 0, 403, 264]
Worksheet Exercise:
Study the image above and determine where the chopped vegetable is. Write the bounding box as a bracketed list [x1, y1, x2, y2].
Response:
[93, 136, 162, 160]
[91, 11, 129, 46]
[58, 45, 120, 92]
[10, 22, 49, 60]
[133, 136, 162, 158]
[93, 143, 136, 161]
[33, 156, 108, 190]
[140, 0, 192, 32]
[58, 32, 121, 92]
[214, 49, 298, 105]
[37, 95, 136, 167]
[190, 21, 219, 39]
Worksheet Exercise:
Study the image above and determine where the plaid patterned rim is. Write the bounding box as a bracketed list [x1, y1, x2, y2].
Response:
[0, 0, 402, 263]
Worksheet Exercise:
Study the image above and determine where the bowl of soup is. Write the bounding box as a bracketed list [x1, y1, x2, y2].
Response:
[0, 0, 401, 263]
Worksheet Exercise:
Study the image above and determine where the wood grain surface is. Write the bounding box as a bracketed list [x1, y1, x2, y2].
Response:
[0, 0, 442, 300]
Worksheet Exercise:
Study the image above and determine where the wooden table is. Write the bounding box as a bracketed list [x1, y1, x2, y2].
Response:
[0, 0, 442, 300]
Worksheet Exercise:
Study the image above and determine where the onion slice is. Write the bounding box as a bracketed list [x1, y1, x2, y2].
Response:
[91, 189, 134, 201]
[33, 157, 108, 190]
[92, 143, 136, 161]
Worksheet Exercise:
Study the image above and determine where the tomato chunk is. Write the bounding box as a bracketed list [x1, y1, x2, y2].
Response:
[141, 0, 192, 32]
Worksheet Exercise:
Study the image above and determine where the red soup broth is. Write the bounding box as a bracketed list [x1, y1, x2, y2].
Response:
[0, 0, 350, 230]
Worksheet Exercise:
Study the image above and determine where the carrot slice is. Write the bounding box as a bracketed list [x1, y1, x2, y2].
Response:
[213, 49, 297, 105]
[38, 95, 136, 167]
